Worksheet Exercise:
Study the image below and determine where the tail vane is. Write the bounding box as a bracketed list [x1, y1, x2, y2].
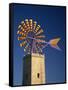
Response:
[49, 38, 61, 50]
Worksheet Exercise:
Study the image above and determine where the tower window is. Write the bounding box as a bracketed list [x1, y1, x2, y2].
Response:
[37, 73, 40, 78]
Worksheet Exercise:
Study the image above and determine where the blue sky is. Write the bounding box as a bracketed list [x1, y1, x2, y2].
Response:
[11, 3, 66, 86]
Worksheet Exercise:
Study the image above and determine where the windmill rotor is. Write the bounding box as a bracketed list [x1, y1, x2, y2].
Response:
[17, 19, 46, 54]
[17, 19, 61, 54]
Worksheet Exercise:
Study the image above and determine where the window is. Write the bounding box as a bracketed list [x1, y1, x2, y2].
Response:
[37, 73, 40, 78]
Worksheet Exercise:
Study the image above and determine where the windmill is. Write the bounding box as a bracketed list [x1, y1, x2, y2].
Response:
[17, 19, 61, 85]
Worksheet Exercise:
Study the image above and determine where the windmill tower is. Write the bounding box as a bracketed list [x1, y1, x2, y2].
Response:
[17, 19, 60, 85]
[23, 53, 45, 85]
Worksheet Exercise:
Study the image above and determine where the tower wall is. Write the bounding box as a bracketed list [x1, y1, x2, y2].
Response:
[31, 53, 45, 85]
[23, 53, 46, 85]
[23, 55, 31, 85]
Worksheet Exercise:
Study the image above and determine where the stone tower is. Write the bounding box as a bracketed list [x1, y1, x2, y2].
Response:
[23, 53, 46, 85]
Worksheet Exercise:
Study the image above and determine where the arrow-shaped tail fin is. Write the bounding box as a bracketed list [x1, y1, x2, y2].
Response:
[49, 38, 61, 50]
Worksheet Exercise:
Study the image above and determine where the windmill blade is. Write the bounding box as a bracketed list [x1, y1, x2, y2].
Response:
[25, 19, 29, 27]
[29, 19, 33, 30]
[35, 35, 45, 39]
[36, 29, 43, 35]
[34, 43, 38, 53]
[33, 21, 37, 31]
[24, 43, 29, 51]
[35, 43, 39, 53]
[20, 40, 27, 47]
[21, 21, 27, 29]
[18, 25, 25, 34]
[37, 44, 42, 54]
[36, 39, 46, 43]
[24, 38, 30, 49]
[25, 19, 30, 30]
[39, 47, 42, 53]
[24, 45, 31, 53]
[18, 35, 26, 40]
[35, 25, 40, 32]
[24, 43, 30, 52]
[18, 25, 21, 30]
[17, 29, 28, 36]
[21, 20, 30, 34]
[49, 38, 61, 50]
[24, 37, 33, 53]
[17, 30, 24, 35]
[17, 31, 20, 34]
[38, 43, 45, 48]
